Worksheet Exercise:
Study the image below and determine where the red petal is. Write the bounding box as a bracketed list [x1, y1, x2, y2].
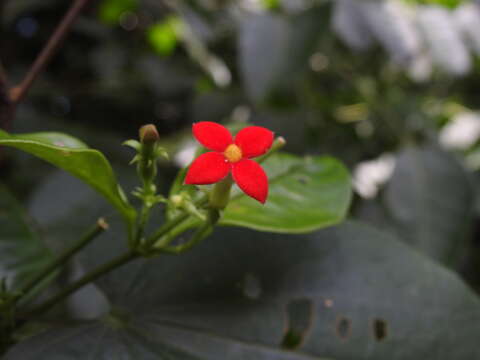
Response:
[193, 122, 233, 152]
[232, 159, 268, 204]
[235, 126, 274, 158]
[185, 152, 231, 185]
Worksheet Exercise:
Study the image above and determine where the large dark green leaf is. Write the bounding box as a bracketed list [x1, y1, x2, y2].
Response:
[7, 222, 480, 359]
[384, 144, 474, 264]
[238, 10, 324, 103]
[222, 153, 352, 233]
[0, 130, 136, 229]
[0, 184, 54, 295]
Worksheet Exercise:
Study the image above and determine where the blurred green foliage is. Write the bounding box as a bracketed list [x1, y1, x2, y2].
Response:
[147, 17, 182, 56]
[98, 0, 138, 25]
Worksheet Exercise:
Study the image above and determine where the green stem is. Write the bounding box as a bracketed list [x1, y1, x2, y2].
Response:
[160, 221, 213, 254]
[256, 136, 286, 164]
[16, 218, 108, 304]
[209, 176, 233, 210]
[133, 202, 152, 248]
[21, 250, 138, 320]
[143, 195, 208, 250]
[159, 208, 219, 254]
[146, 213, 189, 245]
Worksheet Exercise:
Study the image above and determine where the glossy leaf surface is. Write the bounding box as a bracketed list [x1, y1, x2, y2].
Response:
[0, 130, 136, 228]
[222, 153, 352, 233]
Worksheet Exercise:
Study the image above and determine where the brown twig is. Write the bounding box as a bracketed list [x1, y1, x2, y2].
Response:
[0, 61, 7, 88]
[0, 61, 13, 130]
[9, 0, 92, 104]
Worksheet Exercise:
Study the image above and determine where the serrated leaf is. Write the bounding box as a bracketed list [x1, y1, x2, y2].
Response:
[0, 130, 136, 230]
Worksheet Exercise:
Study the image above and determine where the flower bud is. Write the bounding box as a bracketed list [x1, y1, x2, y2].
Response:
[139, 124, 160, 144]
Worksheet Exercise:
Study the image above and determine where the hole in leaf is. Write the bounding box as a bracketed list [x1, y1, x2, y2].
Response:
[242, 273, 262, 300]
[281, 298, 314, 349]
[373, 318, 388, 341]
[336, 316, 351, 340]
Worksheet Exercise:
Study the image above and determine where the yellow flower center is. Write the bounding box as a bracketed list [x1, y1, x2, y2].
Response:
[224, 144, 242, 163]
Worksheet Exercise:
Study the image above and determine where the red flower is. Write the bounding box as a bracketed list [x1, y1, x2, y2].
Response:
[185, 122, 274, 204]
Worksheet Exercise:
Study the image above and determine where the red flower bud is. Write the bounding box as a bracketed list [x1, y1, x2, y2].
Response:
[139, 124, 160, 144]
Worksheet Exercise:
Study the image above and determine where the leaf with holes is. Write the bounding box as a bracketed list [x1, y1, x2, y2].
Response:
[6, 222, 480, 359]
[0, 184, 54, 301]
[384, 144, 474, 264]
[0, 130, 136, 230]
[221, 153, 352, 233]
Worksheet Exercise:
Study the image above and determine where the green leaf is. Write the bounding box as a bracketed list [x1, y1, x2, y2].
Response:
[0, 184, 54, 296]
[7, 222, 480, 359]
[147, 17, 182, 56]
[384, 144, 474, 264]
[404, 0, 463, 9]
[0, 130, 136, 229]
[221, 153, 352, 233]
[98, 0, 138, 25]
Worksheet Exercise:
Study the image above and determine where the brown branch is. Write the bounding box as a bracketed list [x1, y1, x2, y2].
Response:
[9, 0, 92, 104]
[0, 61, 13, 130]
[0, 61, 7, 88]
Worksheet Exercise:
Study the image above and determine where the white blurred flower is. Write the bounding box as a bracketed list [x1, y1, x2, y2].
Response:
[453, 3, 480, 56]
[417, 5, 471, 76]
[353, 153, 396, 199]
[174, 141, 197, 167]
[439, 112, 480, 150]
[332, 0, 478, 78]
[332, 0, 375, 51]
[361, 0, 421, 65]
[407, 51, 433, 82]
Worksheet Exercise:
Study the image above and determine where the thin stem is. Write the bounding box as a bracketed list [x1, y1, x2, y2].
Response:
[143, 195, 209, 248]
[21, 250, 138, 320]
[256, 136, 286, 164]
[9, 0, 92, 104]
[160, 207, 219, 254]
[134, 203, 151, 246]
[144, 212, 191, 248]
[160, 221, 212, 254]
[16, 218, 109, 304]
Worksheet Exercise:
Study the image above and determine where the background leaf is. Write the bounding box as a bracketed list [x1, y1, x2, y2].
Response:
[6, 222, 480, 359]
[0, 184, 54, 296]
[0, 130, 136, 228]
[238, 11, 323, 103]
[383, 144, 474, 264]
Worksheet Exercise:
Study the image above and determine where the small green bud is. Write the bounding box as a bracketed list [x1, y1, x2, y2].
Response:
[139, 124, 160, 144]
[171, 194, 183, 207]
